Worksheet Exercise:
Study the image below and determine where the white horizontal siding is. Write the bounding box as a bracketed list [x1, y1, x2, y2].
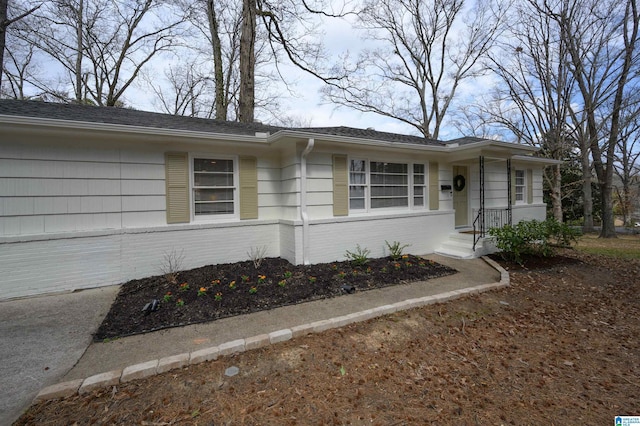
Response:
[1, 145, 166, 236]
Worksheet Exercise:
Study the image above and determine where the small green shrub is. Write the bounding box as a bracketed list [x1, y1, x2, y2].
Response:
[489, 218, 579, 265]
[544, 217, 581, 247]
[344, 244, 371, 267]
[385, 240, 411, 261]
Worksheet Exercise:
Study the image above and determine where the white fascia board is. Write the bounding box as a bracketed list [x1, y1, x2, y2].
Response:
[447, 139, 540, 154]
[269, 130, 450, 152]
[0, 114, 269, 145]
[511, 154, 563, 165]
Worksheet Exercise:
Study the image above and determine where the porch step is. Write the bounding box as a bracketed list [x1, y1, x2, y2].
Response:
[435, 231, 496, 259]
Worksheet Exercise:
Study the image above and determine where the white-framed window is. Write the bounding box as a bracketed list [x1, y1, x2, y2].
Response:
[413, 164, 426, 207]
[192, 156, 237, 217]
[349, 159, 367, 210]
[515, 169, 525, 203]
[349, 159, 426, 212]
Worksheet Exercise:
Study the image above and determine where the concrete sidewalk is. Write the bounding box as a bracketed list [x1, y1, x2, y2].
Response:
[0, 285, 119, 426]
[4, 255, 504, 424]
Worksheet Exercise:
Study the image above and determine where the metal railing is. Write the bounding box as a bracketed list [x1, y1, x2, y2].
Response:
[473, 208, 511, 250]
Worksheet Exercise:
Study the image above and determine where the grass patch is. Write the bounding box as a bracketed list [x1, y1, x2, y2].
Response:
[575, 233, 640, 259]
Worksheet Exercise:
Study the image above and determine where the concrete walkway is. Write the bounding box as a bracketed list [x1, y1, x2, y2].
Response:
[2, 255, 503, 425]
[0, 285, 119, 426]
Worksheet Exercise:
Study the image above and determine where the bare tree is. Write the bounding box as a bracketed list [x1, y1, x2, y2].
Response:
[321, 0, 506, 138]
[613, 97, 640, 225]
[555, 0, 640, 237]
[0, 0, 40, 88]
[146, 63, 214, 117]
[483, 0, 576, 222]
[12, 0, 186, 106]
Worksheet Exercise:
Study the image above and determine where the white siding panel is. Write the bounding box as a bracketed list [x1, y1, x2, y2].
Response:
[0, 215, 45, 235]
[258, 193, 281, 208]
[121, 163, 165, 180]
[122, 195, 165, 212]
[307, 205, 334, 218]
[120, 179, 165, 195]
[307, 178, 332, 192]
[281, 179, 299, 194]
[121, 150, 165, 164]
[258, 180, 281, 195]
[307, 192, 333, 206]
[4, 197, 34, 215]
[0, 160, 120, 179]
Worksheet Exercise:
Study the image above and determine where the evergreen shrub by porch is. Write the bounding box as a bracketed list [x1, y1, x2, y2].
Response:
[489, 218, 580, 265]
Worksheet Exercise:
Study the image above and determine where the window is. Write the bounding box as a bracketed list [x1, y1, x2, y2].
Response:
[515, 169, 525, 203]
[349, 159, 367, 210]
[413, 164, 425, 207]
[370, 162, 408, 208]
[193, 158, 235, 216]
[348, 159, 426, 211]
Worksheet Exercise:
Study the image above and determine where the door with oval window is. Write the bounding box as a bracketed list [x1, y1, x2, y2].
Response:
[452, 165, 468, 227]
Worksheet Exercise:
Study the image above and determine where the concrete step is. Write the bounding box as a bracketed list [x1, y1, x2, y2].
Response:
[436, 231, 496, 260]
[434, 247, 476, 260]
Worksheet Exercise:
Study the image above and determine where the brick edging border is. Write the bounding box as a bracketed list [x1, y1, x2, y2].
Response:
[32, 256, 510, 404]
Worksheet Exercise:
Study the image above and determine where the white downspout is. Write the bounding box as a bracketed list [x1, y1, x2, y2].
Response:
[300, 138, 315, 265]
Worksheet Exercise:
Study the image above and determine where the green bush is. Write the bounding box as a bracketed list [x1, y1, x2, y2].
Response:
[544, 217, 581, 247]
[489, 219, 579, 265]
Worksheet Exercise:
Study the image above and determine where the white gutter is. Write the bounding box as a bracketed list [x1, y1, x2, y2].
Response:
[300, 138, 315, 265]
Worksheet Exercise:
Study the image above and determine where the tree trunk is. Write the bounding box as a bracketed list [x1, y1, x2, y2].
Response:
[581, 145, 595, 232]
[600, 179, 617, 237]
[0, 0, 8, 89]
[238, 0, 255, 123]
[74, 0, 84, 103]
[207, 0, 226, 121]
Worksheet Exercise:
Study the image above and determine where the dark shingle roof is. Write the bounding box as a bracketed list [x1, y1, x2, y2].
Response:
[0, 99, 445, 146]
[446, 136, 486, 145]
[292, 126, 443, 146]
[0, 99, 281, 136]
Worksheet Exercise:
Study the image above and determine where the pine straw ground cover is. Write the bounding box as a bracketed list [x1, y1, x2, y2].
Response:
[17, 247, 640, 425]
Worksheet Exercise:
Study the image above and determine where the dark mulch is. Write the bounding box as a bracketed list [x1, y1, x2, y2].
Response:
[487, 253, 582, 271]
[94, 255, 457, 341]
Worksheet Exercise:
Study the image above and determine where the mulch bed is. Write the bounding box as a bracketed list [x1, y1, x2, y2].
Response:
[94, 255, 457, 341]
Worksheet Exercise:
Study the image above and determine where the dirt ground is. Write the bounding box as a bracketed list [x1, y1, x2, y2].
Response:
[16, 248, 640, 425]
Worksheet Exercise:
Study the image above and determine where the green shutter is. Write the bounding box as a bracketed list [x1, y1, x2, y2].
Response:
[165, 152, 190, 224]
[527, 169, 533, 204]
[511, 168, 517, 205]
[428, 162, 439, 211]
[239, 156, 258, 220]
[333, 155, 348, 216]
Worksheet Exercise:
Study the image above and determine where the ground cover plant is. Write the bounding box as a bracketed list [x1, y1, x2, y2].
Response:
[95, 252, 457, 341]
[17, 236, 640, 425]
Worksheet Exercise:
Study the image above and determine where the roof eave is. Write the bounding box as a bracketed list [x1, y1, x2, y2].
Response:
[270, 129, 448, 151]
[512, 154, 563, 165]
[0, 114, 270, 144]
